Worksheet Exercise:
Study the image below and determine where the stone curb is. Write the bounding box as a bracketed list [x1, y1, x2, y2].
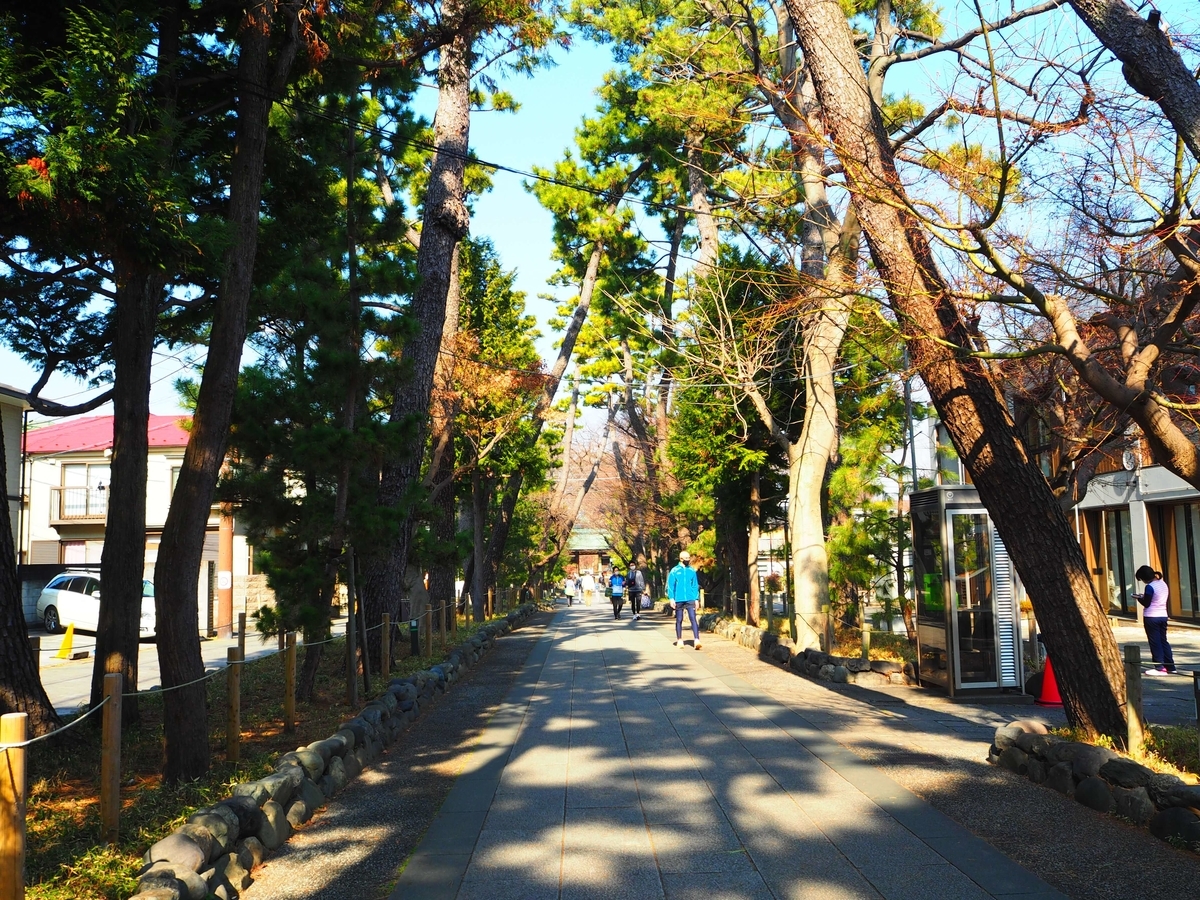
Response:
[695, 611, 918, 686]
[126, 603, 542, 900]
[989, 720, 1200, 852]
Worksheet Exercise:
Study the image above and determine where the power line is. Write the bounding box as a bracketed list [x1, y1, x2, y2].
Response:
[238, 81, 693, 218]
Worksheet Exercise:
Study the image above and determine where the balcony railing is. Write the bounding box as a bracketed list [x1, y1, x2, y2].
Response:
[49, 486, 109, 524]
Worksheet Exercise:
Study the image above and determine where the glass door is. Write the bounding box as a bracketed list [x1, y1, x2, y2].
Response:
[949, 511, 998, 687]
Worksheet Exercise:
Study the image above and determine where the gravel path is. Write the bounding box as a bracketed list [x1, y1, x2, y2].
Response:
[239, 611, 554, 900]
[240, 608, 1200, 900]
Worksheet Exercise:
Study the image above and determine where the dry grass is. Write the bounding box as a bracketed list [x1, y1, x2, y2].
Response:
[831, 626, 916, 664]
[1051, 723, 1199, 781]
[24, 619, 488, 900]
[705, 612, 917, 664]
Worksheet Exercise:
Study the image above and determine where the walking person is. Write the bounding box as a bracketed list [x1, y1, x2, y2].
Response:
[667, 550, 701, 649]
[1135, 565, 1176, 675]
[580, 570, 596, 607]
[628, 557, 648, 621]
[609, 569, 626, 619]
[564, 573, 577, 607]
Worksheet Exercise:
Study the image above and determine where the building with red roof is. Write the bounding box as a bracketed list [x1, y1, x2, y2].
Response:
[19, 414, 272, 630]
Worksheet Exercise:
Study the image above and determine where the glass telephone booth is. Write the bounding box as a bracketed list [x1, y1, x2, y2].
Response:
[910, 485, 1024, 696]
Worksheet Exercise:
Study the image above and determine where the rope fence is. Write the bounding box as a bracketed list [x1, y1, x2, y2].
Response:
[5, 596, 497, 897]
[0, 695, 109, 751]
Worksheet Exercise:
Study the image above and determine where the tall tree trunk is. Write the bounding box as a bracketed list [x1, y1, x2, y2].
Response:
[91, 267, 162, 722]
[471, 468, 487, 622]
[686, 139, 720, 276]
[747, 470, 761, 627]
[156, 1, 301, 782]
[90, 1, 182, 724]
[789, 285, 855, 649]
[363, 6, 471, 645]
[785, 0, 1126, 739]
[427, 245, 463, 638]
[0, 411, 61, 734]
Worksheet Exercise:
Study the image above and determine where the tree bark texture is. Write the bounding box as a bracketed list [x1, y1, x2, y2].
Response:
[90, 266, 162, 723]
[363, 9, 471, 637]
[1067, 0, 1200, 165]
[747, 471, 761, 627]
[0, 411, 61, 734]
[785, 0, 1126, 739]
[156, 0, 301, 782]
[427, 244, 463, 638]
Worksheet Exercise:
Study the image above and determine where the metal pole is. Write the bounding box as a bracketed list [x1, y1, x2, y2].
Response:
[27, 638, 38, 676]
[903, 347, 918, 486]
[100, 673, 122, 845]
[237, 612, 247, 660]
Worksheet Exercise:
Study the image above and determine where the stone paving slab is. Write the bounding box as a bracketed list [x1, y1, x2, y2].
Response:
[388, 607, 1069, 900]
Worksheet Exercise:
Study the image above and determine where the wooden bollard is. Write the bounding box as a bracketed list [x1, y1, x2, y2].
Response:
[284, 633, 296, 734]
[100, 673, 122, 845]
[861, 622, 871, 661]
[227, 648, 242, 764]
[237, 612, 247, 660]
[1, 712, 28, 900]
[381, 613, 391, 680]
[1124, 644, 1144, 757]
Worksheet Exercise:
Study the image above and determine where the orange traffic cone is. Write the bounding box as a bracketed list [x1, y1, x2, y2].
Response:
[1036, 654, 1063, 707]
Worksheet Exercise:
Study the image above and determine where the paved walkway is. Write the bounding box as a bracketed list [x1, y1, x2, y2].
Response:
[390, 607, 1066, 900]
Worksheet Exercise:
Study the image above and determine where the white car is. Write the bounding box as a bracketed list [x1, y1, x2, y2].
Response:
[36, 572, 156, 638]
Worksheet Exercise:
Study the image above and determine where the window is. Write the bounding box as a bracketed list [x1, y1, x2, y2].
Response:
[1103, 508, 1135, 616]
[1173, 504, 1200, 620]
[60, 463, 110, 518]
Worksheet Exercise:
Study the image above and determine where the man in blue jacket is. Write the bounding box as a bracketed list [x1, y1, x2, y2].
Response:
[667, 550, 701, 649]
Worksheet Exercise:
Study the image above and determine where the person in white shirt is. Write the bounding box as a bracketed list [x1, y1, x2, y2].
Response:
[1135, 565, 1176, 675]
[579, 570, 596, 607]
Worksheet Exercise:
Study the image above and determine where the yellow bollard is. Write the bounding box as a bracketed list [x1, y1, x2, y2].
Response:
[54, 623, 75, 659]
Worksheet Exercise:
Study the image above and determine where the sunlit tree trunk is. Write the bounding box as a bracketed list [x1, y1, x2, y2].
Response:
[157, 1, 301, 782]
[363, 0, 471, 647]
[785, 0, 1126, 739]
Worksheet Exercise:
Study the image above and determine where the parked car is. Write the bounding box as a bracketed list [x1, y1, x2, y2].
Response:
[36, 572, 156, 637]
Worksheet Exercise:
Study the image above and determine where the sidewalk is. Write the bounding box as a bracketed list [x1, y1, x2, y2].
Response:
[389, 606, 1066, 900]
